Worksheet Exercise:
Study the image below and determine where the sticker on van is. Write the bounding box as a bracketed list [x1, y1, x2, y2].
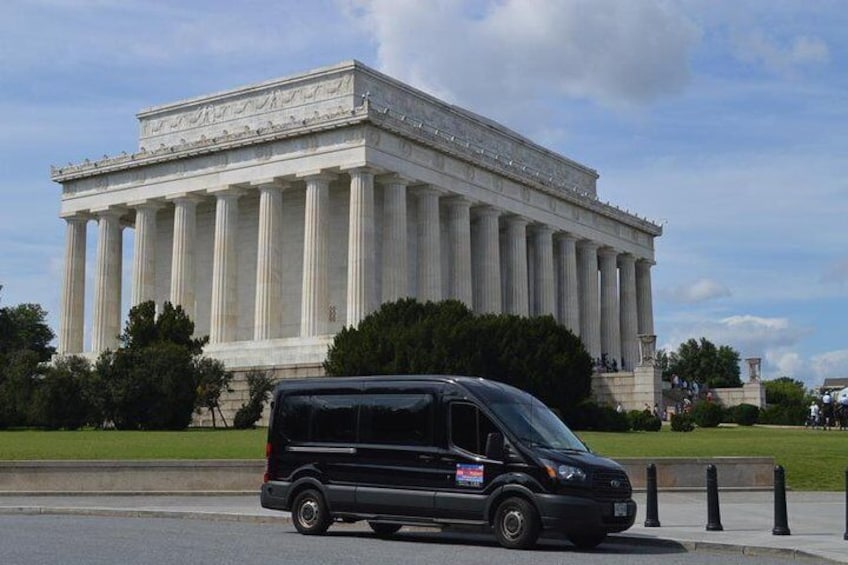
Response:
[456, 464, 484, 487]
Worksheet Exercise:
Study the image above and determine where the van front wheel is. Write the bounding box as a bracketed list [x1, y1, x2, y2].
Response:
[291, 489, 331, 535]
[493, 497, 540, 549]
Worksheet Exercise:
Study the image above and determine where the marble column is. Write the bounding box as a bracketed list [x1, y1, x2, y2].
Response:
[599, 247, 621, 368]
[636, 259, 655, 335]
[253, 182, 285, 340]
[169, 194, 203, 320]
[473, 206, 501, 314]
[381, 176, 409, 303]
[209, 188, 243, 344]
[504, 216, 529, 316]
[58, 215, 87, 354]
[619, 253, 639, 371]
[532, 225, 555, 317]
[416, 187, 442, 302]
[577, 240, 601, 360]
[555, 233, 580, 334]
[130, 201, 162, 307]
[346, 168, 376, 328]
[446, 197, 472, 307]
[91, 209, 123, 353]
[300, 174, 333, 336]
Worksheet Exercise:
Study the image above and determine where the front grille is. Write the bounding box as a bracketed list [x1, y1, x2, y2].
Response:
[591, 469, 631, 501]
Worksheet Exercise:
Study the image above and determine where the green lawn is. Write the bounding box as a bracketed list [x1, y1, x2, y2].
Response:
[1, 425, 845, 491]
[580, 425, 847, 491]
[0, 428, 267, 460]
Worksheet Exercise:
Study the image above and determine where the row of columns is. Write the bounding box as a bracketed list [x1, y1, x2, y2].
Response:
[58, 169, 654, 371]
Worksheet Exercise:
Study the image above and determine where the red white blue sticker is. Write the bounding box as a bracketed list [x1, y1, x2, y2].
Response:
[456, 464, 484, 487]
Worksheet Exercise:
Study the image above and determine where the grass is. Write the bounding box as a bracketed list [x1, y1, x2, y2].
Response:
[0, 428, 267, 460]
[580, 425, 847, 491]
[1, 425, 845, 491]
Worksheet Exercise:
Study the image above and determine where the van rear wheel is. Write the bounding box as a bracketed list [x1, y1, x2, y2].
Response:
[493, 497, 540, 549]
[368, 522, 402, 537]
[291, 489, 331, 535]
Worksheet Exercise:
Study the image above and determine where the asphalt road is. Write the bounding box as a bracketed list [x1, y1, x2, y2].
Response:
[0, 514, 808, 565]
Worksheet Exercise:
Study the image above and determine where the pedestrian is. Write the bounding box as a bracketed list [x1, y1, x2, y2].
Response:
[615, 402, 623, 414]
[808, 400, 820, 428]
[822, 390, 834, 429]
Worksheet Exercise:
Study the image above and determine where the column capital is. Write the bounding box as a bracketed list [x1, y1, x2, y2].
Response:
[636, 257, 656, 267]
[412, 184, 444, 198]
[443, 195, 472, 208]
[341, 165, 381, 176]
[577, 239, 599, 252]
[296, 170, 338, 182]
[127, 199, 165, 212]
[529, 223, 554, 236]
[165, 192, 206, 205]
[250, 178, 291, 191]
[554, 231, 578, 243]
[617, 252, 637, 266]
[472, 205, 501, 219]
[60, 211, 91, 223]
[503, 215, 528, 228]
[376, 173, 412, 187]
[598, 246, 620, 259]
[91, 206, 127, 219]
[207, 185, 247, 199]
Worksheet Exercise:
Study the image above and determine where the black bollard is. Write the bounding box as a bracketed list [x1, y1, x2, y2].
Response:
[772, 465, 790, 535]
[844, 469, 848, 541]
[644, 463, 661, 527]
[706, 464, 723, 531]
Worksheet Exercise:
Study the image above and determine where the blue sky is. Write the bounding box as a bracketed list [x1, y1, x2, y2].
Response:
[1, 0, 845, 387]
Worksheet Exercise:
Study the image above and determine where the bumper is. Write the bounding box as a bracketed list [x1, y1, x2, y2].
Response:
[535, 494, 636, 535]
[260, 480, 292, 511]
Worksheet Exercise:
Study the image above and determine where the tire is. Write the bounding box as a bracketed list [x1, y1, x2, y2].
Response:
[368, 522, 402, 537]
[291, 489, 332, 535]
[568, 533, 607, 549]
[493, 497, 541, 549]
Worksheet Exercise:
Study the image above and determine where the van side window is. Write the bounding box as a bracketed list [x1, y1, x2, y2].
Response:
[359, 394, 433, 446]
[313, 395, 357, 443]
[450, 402, 498, 457]
[280, 395, 311, 442]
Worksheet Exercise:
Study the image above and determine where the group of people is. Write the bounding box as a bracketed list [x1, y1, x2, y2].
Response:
[807, 390, 848, 430]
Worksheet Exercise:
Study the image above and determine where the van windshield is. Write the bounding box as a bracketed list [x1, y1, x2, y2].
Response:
[488, 397, 588, 452]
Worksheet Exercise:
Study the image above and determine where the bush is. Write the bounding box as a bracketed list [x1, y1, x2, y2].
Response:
[670, 412, 695, 432]
[564, 400, 629, 432]
[732, 403, 759, 426]
[31, 356, 98, 430]
[759, 404, 807, 426]
[324, 299, 594, 417]
[628, 410, 662, 431]
[233, 369, 274, 429]
[691, 401, 723, 428]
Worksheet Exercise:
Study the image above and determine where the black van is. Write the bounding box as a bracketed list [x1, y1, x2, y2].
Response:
[260, 375, 636, 549]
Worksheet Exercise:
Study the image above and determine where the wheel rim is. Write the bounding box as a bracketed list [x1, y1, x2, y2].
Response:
[298, 498, 320, 528]
[501, 508, 525, 541]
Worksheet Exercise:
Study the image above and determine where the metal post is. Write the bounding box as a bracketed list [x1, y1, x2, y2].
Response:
[843, 468, 848, 541]
[772, 465, 790, 535]
[644, 463, 661, 527]
[706, 464, 723, 531]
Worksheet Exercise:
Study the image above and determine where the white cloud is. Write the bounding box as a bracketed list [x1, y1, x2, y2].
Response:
[734, 30, 829, 76]
[664, 278, 731, 304]
[349, 0, 699, 111]
[811, 350, 848, 380]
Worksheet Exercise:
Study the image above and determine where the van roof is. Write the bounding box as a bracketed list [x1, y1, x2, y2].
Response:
[272, 374, 531, 403]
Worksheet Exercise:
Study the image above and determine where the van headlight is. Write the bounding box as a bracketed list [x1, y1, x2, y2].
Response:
[542, 459, 586, 483]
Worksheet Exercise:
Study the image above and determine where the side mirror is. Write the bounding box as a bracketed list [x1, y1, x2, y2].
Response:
[485, 432, 504, 461]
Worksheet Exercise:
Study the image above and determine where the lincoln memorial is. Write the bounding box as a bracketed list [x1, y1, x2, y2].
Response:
[51, 61, 662, 408]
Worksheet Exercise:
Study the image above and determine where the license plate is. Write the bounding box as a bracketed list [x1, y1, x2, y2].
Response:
[614, 502, 628, 517]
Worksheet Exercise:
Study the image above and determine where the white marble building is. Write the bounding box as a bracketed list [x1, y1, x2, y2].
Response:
[52, 60, 662, 384]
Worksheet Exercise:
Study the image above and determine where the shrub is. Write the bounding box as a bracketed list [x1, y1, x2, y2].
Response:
[670, 412, 695, 432]
[691, 401, 723, 428]
[759, 404, 806, 426]
[565, 400, 629, 432]
[627, 410, 662, 431]
[233, 369, 274, 429]
[31, 356, 97, 430]
[732, 403, 759, 426]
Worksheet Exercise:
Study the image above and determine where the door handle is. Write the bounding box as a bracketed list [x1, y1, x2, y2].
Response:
[418, 454, 435, 462]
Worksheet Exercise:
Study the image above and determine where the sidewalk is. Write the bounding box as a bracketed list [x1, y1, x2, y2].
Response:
[0, 491, 845, 562]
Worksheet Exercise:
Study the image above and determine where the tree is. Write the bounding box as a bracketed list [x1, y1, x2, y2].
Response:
[194, 357, 233, 427]
[233, 369, 274, 429]
[324, 299, 593, 417]
[31, 356, 99, 430]
[666, 338, 741, 388]
[96, 300, 218, 430]
[0, 303, 55, 362]
[764, 377, 809, 406]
